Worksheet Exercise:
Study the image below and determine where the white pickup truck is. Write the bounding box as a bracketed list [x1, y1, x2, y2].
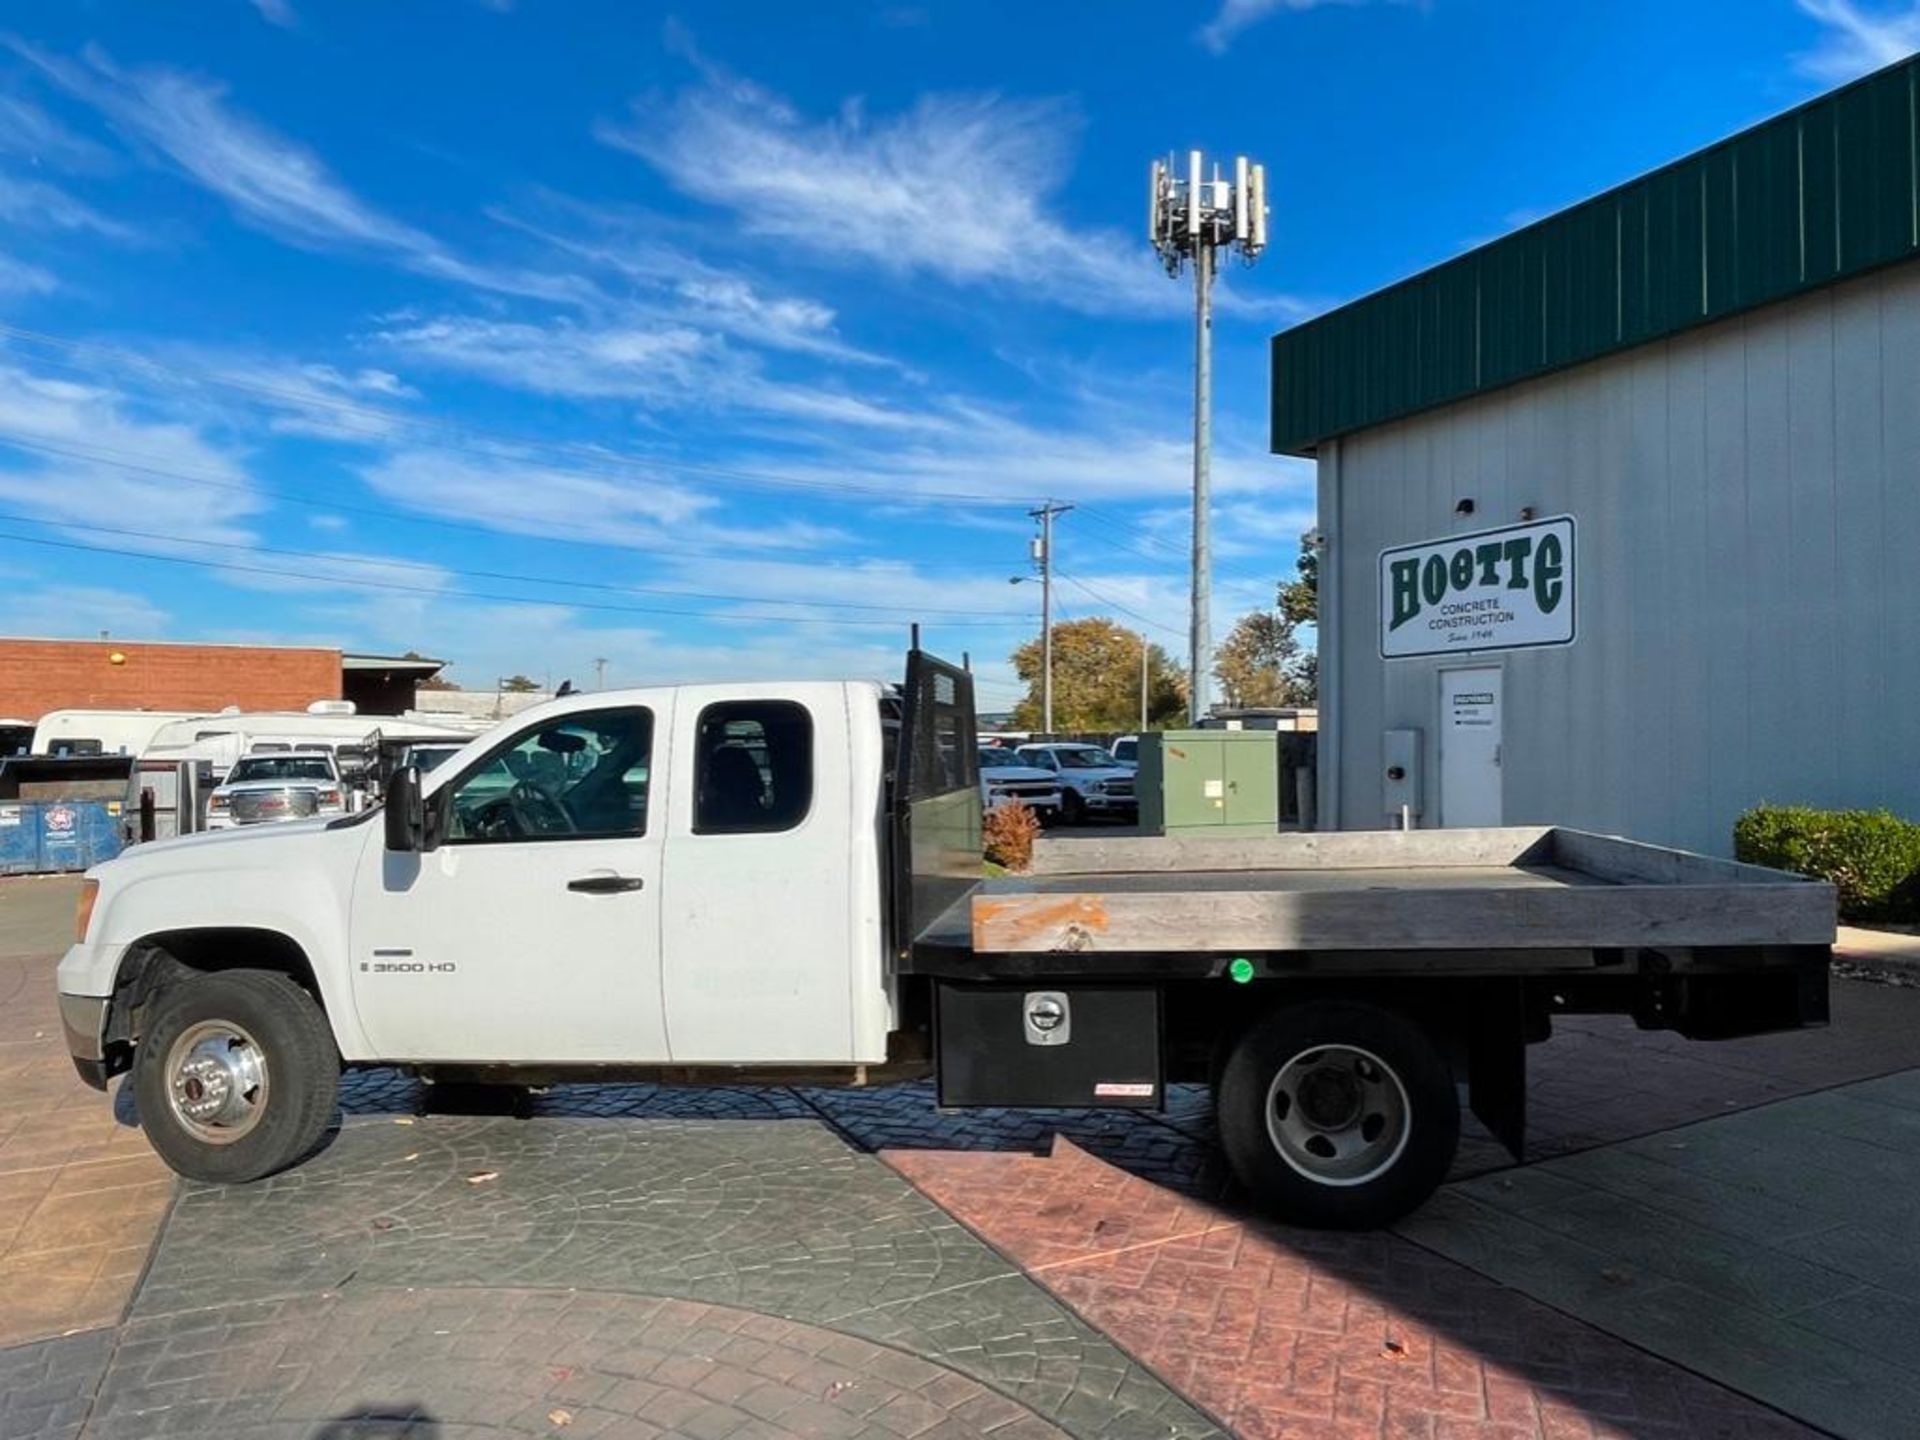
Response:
[57, 652, 1836, 1227]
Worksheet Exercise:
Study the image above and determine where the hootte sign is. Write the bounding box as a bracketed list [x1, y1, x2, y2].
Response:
[1379, 516, 1575, 659]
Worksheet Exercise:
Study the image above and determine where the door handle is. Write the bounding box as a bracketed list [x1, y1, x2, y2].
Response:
[566, 874, 645, 894]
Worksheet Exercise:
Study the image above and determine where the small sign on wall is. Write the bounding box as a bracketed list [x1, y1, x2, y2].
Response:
[1380, 516, 1576, 659]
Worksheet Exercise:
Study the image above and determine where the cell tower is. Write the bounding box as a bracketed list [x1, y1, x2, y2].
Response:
[1150, 151, 1268, 724]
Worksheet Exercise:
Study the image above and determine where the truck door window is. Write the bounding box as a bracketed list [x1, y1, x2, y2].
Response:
[693, 701, 812, 834]
[444, 707, 653, 843]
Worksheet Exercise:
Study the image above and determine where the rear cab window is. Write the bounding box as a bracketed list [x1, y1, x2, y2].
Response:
[693, 701, 813, 834]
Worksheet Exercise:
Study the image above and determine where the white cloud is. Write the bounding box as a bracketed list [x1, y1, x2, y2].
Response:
[8, 40, 585, 303]
[0, 579, 171, 638]
[357, 448, 844, 555]
[214, 357, 419, 441]
[0, 362, 263, 545]
[601, 63, 1182, 317]
[1197, 0, 1368, 54]
[0, 95, 115, 172]
[0, 172, 134, 239]
[494, 197, 894, 360]
[248, 0, 296, 26]
[0, 252, 56, 295]
[0, 359, 466, 602]
[1795, 0, 1920, 81]
[373, 312, 945, 433]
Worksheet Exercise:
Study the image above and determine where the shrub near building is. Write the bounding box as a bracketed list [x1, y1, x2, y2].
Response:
[1734, 805, 1920, 923]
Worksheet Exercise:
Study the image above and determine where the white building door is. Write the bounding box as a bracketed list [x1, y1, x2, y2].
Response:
[1439, 667, 1502, 827]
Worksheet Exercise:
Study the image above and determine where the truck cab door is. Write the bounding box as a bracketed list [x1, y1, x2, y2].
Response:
[659, 686, 865, 1063]
[348, 701, 670, 1063]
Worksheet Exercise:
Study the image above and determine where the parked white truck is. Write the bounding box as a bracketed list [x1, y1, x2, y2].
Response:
[57, 653, 1837, 1227]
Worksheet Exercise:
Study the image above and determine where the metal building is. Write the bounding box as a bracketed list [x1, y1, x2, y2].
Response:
[1272, 55, 1920, 854]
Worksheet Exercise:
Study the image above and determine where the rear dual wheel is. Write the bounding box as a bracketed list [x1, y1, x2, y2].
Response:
[1216, 1000, 1458, 1229]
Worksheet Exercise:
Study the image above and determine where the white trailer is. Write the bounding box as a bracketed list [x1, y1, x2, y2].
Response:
[31, 709, 209, 759]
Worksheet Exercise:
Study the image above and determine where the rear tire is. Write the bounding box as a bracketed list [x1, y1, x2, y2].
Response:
[1216, 999, 1457, 1229]
[132, 969, 340, 1184]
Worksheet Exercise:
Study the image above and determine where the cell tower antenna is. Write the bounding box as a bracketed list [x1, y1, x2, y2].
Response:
[1149, 149, 1269, 723]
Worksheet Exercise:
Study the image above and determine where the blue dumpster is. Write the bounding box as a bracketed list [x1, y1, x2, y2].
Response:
[30, 800, 124, 873]
[0, 803, 34, 874]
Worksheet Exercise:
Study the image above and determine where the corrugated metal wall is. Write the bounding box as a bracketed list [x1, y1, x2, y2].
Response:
[1275, 57, 1920, 456]
[1324, 260, 1920, 854]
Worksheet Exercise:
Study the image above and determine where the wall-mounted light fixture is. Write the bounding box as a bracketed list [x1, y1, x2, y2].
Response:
[1453, 498, 1476, 517]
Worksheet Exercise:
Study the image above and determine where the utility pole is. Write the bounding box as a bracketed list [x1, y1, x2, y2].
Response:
[1151, 149, 1268, 724]
[592, 657, 608, 691]
[1028, 502, 1071, 734]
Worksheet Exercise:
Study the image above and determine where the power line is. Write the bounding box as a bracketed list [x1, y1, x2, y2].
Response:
[0, 509, 1029, 620]
[0, 529, 1031, 631]
[1055, 571, 1186, 640]
[1077, 503, 1280, 587]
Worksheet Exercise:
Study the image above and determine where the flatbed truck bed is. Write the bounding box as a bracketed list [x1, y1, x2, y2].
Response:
[911, 827, 1831, 972]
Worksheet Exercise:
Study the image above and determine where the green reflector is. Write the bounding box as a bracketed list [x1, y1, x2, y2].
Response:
[1228, 957, 1255, 984]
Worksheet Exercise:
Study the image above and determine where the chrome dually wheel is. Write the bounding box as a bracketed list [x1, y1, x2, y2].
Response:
[1265, 1043, 1410, 1187]
[1216, 1000, 1458, 1229]
[134, 968, 340, 1184]
[164, 1020, 271, 1144]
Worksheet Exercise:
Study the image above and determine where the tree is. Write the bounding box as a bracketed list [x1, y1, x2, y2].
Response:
[404, 650, 457, 691]
[1274, 536, 1320, 705]
[1214, 610, 1309, 709]
[1278, 538, 1317, 627]
[1009, 617, 1186, 732]
[499, 674, 542, 693]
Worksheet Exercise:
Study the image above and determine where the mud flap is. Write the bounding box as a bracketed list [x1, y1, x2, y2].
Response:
[1467, 980, 1527, 1162]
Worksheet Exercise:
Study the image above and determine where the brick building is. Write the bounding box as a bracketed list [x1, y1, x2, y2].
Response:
[0, 638, 444, 719]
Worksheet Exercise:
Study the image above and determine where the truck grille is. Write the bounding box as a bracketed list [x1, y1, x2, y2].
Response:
[1104, 780, 1135, 799]
[992, 782, 1055, 800]
[230, 789, 319, 824]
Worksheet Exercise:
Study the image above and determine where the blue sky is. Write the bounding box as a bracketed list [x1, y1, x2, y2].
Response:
[0, 0, 1911, 706]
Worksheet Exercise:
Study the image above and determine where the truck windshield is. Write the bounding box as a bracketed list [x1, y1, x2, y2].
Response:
[227, 757, 334, 783]
[1053, 748, 1118, 768]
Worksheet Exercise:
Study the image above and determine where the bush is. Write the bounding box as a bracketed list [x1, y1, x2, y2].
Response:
[983, 800, 1042, 873]
[1733, 804, 1920, 922]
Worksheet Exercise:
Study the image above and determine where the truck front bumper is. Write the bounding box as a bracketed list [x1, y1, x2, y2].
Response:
[59, 992, 111, 1091]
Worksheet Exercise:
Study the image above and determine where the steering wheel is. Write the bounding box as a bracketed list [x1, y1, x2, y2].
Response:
[505, 780, 575, 836]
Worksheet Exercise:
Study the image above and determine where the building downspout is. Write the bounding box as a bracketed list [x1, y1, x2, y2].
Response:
[1316, 439, 1341, 831]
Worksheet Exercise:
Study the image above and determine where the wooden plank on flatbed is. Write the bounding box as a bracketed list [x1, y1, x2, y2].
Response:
[970, 878, 1833, 953]
[1546, 829, 1801, 887]
[1028, 827, 1554, 876]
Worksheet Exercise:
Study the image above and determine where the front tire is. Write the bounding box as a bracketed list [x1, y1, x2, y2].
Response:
[1216, 1000, 1458, 1229]
[132, 969, 341, 1184]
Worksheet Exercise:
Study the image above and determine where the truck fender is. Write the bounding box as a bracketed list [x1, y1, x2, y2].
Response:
[95, 866, 371, 1058]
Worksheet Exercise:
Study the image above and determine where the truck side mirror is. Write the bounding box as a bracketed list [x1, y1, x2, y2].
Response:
[384, 765, 425, 853]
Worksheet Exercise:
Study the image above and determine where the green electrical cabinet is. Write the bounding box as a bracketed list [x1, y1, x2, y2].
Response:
[1136, 730, 1279, 837]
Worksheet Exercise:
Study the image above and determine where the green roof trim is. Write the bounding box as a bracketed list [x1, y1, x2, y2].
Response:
[1271, 55, 1920, 456]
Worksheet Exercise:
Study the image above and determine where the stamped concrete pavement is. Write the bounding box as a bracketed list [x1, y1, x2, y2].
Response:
[0, 879, 171, 1352]
[6, 871, 1920, 1439]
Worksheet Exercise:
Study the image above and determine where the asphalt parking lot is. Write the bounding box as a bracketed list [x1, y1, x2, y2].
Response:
[5, 872, 1920, 1440]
